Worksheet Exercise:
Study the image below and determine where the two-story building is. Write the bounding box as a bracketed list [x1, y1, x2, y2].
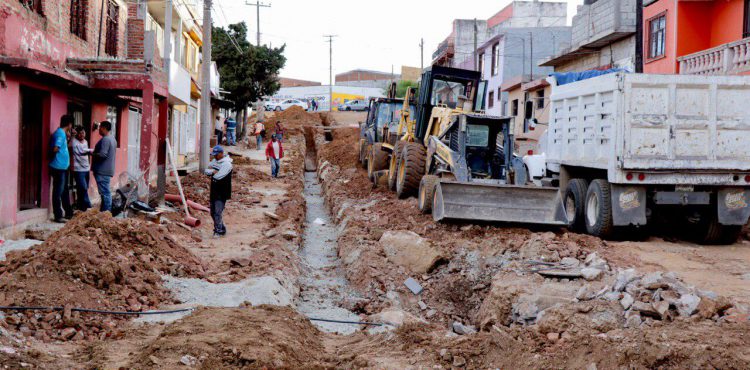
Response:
[643, 0, 750, 76]
[0, 0, 172, 235]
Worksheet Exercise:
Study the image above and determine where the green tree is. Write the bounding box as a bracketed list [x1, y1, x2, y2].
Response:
[395, 80, 418, 98]
[211, 23, 286, 112]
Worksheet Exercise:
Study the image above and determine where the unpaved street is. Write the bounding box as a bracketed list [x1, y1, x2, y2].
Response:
[0, 108, 749, 369]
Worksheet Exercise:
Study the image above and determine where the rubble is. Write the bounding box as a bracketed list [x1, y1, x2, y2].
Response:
[380, 231, 446, 275]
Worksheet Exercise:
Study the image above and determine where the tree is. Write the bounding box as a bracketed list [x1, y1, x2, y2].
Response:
[392, 80, 419, 99]
[211, 22, 286, 113]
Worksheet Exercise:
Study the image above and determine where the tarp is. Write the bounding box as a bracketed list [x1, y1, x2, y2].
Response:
[549, 68, 626, 86]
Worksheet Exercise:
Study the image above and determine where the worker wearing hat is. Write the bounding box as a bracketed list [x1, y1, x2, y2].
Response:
[205, 145, 233, 237]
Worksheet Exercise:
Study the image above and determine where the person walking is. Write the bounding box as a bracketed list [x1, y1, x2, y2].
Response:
[274, 120, 285, 143]
[225, 117, 237, 146]
[71, 126, 93, 211]
[254, 120, 266, 150]
[92, 121, 117, 213]
[265, 135, 284, 178]
[214, 115, 225, 145]
[205, 145, 233, 237]
[49, 115, 74, 223]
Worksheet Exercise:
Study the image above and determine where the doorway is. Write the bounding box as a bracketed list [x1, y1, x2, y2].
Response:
[127, 106, 142, 177]
[18, 87, 49, 210]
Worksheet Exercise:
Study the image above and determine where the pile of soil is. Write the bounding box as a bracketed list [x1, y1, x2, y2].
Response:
[128, 306, 329, 369]
[0, 211, 205, 341]
[272, 106, 323, 129]
[170, 164, 269, 206]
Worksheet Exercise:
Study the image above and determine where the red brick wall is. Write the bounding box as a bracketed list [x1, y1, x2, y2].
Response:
[0, 0, 128, 68]
[336, 71, 393, 83]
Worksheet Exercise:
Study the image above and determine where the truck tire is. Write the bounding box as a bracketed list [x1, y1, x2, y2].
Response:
[396, 143, 426, 199]
[418, 175, 440, 214]
[388, 141, 405, 191]
[367, 143, 389, 181]
[692, 214, 742, 245]
[358, 139, 367, 165]
[565, 178, 588, 232]
[585, 179, 615, 239]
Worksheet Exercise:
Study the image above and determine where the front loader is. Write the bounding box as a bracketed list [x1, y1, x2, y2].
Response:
[390, 66, 568, 225]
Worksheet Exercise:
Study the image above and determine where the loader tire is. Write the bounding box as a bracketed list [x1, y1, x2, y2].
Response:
[691, 214, 742, 245]
[565, 178, 588, 232]
[388, 141, 405, 191]
[585, 179, 615, 239]
[367, 143, 389, 181]
[358, 138, 367, 166]
[396, 143, 426, 199]
[418, 175, 440, 214]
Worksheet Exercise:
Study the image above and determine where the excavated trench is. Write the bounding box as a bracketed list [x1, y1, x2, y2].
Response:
[296, 128, 362, 334]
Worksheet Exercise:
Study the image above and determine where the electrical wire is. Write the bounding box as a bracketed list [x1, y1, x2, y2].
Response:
[0, 306, 194, 316]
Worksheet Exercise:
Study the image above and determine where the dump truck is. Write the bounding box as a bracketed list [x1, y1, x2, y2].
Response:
[536, 72, 750, 244]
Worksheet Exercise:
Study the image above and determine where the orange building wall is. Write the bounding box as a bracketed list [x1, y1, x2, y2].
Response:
[644, 0, 677, 73]
[487, 5, 514, 28]
[709, 0, 745, 46]
[676, 2, 713, 56]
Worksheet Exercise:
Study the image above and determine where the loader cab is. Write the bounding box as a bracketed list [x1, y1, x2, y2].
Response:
[443, 115, 513, 181]
[364, 98, 415, 144]
[415, 66, 482, 143]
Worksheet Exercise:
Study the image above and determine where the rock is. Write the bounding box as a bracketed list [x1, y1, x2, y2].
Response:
[60, 327, 77, 340]
[576, 283, 608, 301]
[281, 230, 298, 240]
[148, 355, 161, 365]
[584, 253, 608, 270]
[426, 309, 436, 318]
[632, 301, 659, 318]
[264, 230, 278, 238]
[452, 356, 467, 367]
[418, 301, 428, 310]
[641, 272, 668, 290]
[560, 257, 580, 268]
[624, 310, 642, 328]
[440, 348, 452, 362]
[614, 269, 638, 292]
[230, 258, 252, 268]
[452, 322, 477, 335]
[620, 293, 634, 310]
[546, 332, 560, 342]
[369, 309, 426, 328]
[676, 294, 701, 317]
[380, 231, 446, 274]
[603, 291, 622, 301]
[404, 278, 423, 295]
[653, 301, 670, 320]
[180, 354, 198, 367]
[263, 211, 280, 220]
[581, 267, 603, 281]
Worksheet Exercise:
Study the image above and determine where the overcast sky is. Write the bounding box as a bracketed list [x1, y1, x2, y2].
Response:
[211, 0, 583, 83]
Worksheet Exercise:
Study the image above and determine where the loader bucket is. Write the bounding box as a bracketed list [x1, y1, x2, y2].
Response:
[432, 181, 569, 226]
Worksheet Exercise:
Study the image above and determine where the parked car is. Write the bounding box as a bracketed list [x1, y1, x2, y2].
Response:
[337, 99, 369, 111]
[266, 99, 309, 112]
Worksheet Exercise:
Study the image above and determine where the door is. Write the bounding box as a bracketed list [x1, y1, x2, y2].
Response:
[127, 106, 142, 177]
[18, 87, 48, 210]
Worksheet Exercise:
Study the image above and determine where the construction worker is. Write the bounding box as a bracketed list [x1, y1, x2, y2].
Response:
[265, 135, 284, 178]
[49, 115, 74, 222]
[205, 145, 233, 237]
[254, 119, 266, 150]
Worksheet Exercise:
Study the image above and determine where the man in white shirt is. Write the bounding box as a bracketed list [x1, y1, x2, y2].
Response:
[72, 126, 94, 210]
[214, 115, 225, 145]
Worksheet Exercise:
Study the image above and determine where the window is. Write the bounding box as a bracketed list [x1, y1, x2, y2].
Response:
[70, 0, 87, 40]
[19, 0, 43, 15]
[106, 105, 122, 148]
[511, 99, 519, 116]
[104, 0, 119, 57]
[648, 14, 666, 59]
[488, 91, 494, 109]
[744, 0, 750, 38]
[491, 43, 499, 76]
[536, 90, 545, 110]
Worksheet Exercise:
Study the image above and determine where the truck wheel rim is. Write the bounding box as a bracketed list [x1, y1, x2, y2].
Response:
[566, 195, 576, 223]
[586, 192, 599, 227]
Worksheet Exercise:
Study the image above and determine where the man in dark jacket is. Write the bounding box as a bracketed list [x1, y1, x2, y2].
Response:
[92, 120, 117, 212]
[205, 145, 233, 237]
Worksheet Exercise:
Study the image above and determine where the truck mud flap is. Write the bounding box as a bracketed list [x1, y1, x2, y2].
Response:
[718, 188, 750, 225]
[432, 181, 569, 226]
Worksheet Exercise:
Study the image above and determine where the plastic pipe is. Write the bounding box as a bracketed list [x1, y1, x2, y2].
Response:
[166, 139, 201, 228]
[165, 194, 210, 213]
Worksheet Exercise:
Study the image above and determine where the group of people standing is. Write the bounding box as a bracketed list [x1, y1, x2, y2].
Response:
[214, 116, 238, 146]
[49, 115, 117, 223]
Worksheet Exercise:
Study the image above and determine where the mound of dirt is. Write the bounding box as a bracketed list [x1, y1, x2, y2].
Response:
[128, 306, 329, 369]
[273, 106, 322, 128]
[0, 211, 205, 341]
[170, 164, 269, 206]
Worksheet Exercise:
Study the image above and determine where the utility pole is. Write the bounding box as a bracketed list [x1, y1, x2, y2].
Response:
[473, 19, 478, 71]
[635, 0, 644, 72]
[528, 32, 533, 81]
[420, 38, 424, 71]
[199, 0, 212, 171]
[157, 0, 173, 202]
[324, 35, 337, 112]
[246, 1, 271, 47]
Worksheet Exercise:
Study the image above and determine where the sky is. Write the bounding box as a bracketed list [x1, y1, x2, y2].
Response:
[210, 0, 583, 84]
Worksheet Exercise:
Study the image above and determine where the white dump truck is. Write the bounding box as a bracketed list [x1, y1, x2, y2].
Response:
[527, 72, 750, 244]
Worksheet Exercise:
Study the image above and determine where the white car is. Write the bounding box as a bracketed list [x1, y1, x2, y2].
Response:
[266, 99, 309, 112]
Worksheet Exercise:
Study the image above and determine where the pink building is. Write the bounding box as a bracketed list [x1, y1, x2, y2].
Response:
[0, 0, 169, 235]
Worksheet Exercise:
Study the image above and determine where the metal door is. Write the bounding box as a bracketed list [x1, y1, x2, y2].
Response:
[18, 87, 47, 210]
[127, 106, 142, 177]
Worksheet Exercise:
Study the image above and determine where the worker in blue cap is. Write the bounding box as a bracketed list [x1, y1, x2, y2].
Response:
[205, 145, 233, 237]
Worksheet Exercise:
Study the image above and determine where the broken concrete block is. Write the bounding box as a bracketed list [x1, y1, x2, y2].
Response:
[451, 322, 477, 335]
[560, 257, 580, 268]
[380, 231, 445, 275]
[632, 301, 659, 318]
[624, 310, 642, 328]
[603, 291, 622, 301]
[584, 253, 608, 270]
[581, 267, 603, 281]
[180, 354, 197, 367]
[417, 301, 428, 310]
[676, 294, 701, 317]
[653, 301, 670, 320]
[620, 293, 634, 310]
[404, 278, 423, 295]
[614, 269, 638, 292]
[640, 272, 668, 290]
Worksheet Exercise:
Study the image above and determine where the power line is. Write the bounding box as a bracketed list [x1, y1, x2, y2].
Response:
[245, 1, 271, 47]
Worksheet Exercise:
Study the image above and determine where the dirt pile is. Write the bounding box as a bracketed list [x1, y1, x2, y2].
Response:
[170, 165, 269, 206]
[273, 106, 322, 129]
[128, 306, 329, 369]
[0, 211, 205, 341]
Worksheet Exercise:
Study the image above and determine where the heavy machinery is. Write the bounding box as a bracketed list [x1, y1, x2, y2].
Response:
[391, 66, 568, 225]
[357, 83, 415, 180]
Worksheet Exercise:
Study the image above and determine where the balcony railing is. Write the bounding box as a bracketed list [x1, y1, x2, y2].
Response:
[679, 37, 750, 75]
[432, 39, 455, 61]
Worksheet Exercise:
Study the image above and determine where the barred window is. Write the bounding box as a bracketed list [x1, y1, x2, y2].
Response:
[19, 0, 43, 15]
[105, 0, 119, 57]
[70, 0, 87, 40]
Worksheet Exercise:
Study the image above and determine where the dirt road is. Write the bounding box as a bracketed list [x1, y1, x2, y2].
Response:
[1, 108, 749, 369]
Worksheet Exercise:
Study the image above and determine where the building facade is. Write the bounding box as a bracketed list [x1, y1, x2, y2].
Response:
[336, 69, 399, 90]
[540, 0, 637, 72]
[279, 77, 322, 88]
[500, 76, 551, 155]
[643, 0, 750, 76]
[0, 0, 174, 235]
